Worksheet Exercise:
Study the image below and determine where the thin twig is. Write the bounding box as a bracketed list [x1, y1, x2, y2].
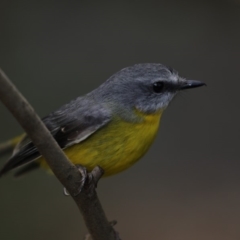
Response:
[0, 69, 117, 240]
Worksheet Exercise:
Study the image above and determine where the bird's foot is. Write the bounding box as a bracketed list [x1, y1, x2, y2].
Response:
[63, 165, 104, 197]
[85, 165, 104, 197]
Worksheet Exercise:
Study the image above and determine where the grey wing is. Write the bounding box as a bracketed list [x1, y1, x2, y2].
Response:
[0, 98, 111, 176]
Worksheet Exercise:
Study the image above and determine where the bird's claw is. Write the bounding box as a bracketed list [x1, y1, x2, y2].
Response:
[63, 165, 104, 196]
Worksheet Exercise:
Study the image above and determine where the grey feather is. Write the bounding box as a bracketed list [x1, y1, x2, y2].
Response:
[0, 97, 111, 176]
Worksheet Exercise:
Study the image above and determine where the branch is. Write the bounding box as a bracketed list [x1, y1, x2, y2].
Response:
[0, 69, 118, 240]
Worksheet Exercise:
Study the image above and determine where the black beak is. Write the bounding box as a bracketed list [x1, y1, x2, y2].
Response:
[180, 80, 206, 90]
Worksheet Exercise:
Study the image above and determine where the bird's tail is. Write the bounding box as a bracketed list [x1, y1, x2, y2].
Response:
[0, 134, 41, 177]
[0, 135, 23, 157]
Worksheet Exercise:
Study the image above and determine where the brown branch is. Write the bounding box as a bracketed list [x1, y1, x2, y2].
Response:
[0, 69, 118, 240]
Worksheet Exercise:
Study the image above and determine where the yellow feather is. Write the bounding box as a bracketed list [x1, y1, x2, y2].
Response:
[40, 110, 163, 176]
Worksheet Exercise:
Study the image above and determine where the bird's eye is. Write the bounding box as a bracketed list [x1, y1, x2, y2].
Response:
[153, 81, 164, 93]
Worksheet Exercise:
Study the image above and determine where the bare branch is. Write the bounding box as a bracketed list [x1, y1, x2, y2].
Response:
[0, 69, 118, 240]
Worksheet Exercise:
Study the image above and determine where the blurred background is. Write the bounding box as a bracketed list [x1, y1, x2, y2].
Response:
[0, 0, 240, 239]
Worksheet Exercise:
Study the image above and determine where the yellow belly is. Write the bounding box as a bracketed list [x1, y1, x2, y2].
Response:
[40, 111, 163, 176]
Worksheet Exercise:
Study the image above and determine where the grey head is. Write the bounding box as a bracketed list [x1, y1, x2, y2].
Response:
[92, 63, 205, 114]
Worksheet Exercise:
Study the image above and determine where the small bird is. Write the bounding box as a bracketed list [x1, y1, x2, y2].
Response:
[0, 63, 205, 177]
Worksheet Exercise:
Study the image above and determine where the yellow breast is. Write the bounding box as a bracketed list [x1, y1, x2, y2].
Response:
[41, 110, 163, 176]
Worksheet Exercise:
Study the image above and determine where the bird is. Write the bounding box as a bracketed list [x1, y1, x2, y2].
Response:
[0, 63, 205, 178]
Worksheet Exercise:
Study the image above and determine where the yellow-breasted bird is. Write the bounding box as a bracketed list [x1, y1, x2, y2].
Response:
[0, 63, 205, 177]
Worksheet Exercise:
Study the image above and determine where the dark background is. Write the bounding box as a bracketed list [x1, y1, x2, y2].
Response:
[0, 0, 240, 239]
